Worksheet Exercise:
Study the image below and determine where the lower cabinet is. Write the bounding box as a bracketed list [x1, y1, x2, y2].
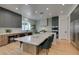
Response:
[0, 35, 8, 46]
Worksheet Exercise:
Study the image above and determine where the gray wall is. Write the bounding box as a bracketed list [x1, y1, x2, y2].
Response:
[0, 7, 22, 28]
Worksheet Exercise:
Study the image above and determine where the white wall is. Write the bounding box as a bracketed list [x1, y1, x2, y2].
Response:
[59, 15, 70, 40]
[36, 18, 47, 32]
[36, 16, 56, 32]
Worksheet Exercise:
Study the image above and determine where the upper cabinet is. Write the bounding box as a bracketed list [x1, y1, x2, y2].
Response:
[52, 16, 59, 26]
[0, 7, 22, 28]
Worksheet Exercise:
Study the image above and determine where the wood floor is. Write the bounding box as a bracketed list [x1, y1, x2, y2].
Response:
[49, 40, 79, 55]
[0, 39, 79, 55]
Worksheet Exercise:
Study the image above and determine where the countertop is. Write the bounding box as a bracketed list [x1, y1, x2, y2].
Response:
[0, 31, 30, 35]
[14, 32, 55, 46]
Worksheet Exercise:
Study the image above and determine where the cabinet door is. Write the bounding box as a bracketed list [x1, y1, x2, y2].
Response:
[70, 21, 75, 42]
[0, 35, 4, 45]
[74, 19, 79, 46]
[3, 35, 8, 45]
[0, 35, 8, 46]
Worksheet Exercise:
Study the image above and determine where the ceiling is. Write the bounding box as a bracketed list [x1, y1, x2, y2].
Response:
[0, 4, 76, 20]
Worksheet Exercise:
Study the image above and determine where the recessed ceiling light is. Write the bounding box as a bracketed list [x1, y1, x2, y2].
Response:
[60, 11, 63, 13]
[46, 8, 49, 10]
[49, 13, 52, 16]
[25, 4, 28, 5]
[16, 8, 18, 10]
[62, 4, 65, 6]
[35, 11, 38, 13]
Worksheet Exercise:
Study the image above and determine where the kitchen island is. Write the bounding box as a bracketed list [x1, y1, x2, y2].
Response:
[14, 32, 56, 55]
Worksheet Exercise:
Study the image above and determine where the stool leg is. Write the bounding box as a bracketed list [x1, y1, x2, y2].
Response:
[36, 47, 39, 55]
[20, 41, 22, 48]
[46, 49, 49, 55]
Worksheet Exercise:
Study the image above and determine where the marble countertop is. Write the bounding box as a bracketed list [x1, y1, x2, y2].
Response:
[14, 32, 54, 46]
[0, 31, 28, 35]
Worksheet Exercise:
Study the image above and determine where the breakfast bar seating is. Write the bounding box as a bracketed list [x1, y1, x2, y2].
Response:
[38, 35, 54, 54]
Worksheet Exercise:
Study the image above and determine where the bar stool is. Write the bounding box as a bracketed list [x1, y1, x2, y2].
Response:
[38, 35, 54, 55]
[19, 34, 25, 48]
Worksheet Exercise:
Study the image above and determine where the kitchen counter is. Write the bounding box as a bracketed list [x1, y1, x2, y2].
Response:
[0, 31, 27, 35]
[0, 31, 32, 46]
[14, 32, 56, 54]
[15, 32, 54, 46]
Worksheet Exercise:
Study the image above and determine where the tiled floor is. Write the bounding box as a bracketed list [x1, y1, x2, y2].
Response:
[0, 39, 79, 55]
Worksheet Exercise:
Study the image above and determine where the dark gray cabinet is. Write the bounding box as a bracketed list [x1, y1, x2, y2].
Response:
[0, 7, 22, 28]
[47, 16, 59, 38]
[52, 16, 59, 38]
[52, 16, 58, 26]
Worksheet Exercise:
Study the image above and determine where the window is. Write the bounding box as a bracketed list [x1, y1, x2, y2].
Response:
[22, 18, 31, 31]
